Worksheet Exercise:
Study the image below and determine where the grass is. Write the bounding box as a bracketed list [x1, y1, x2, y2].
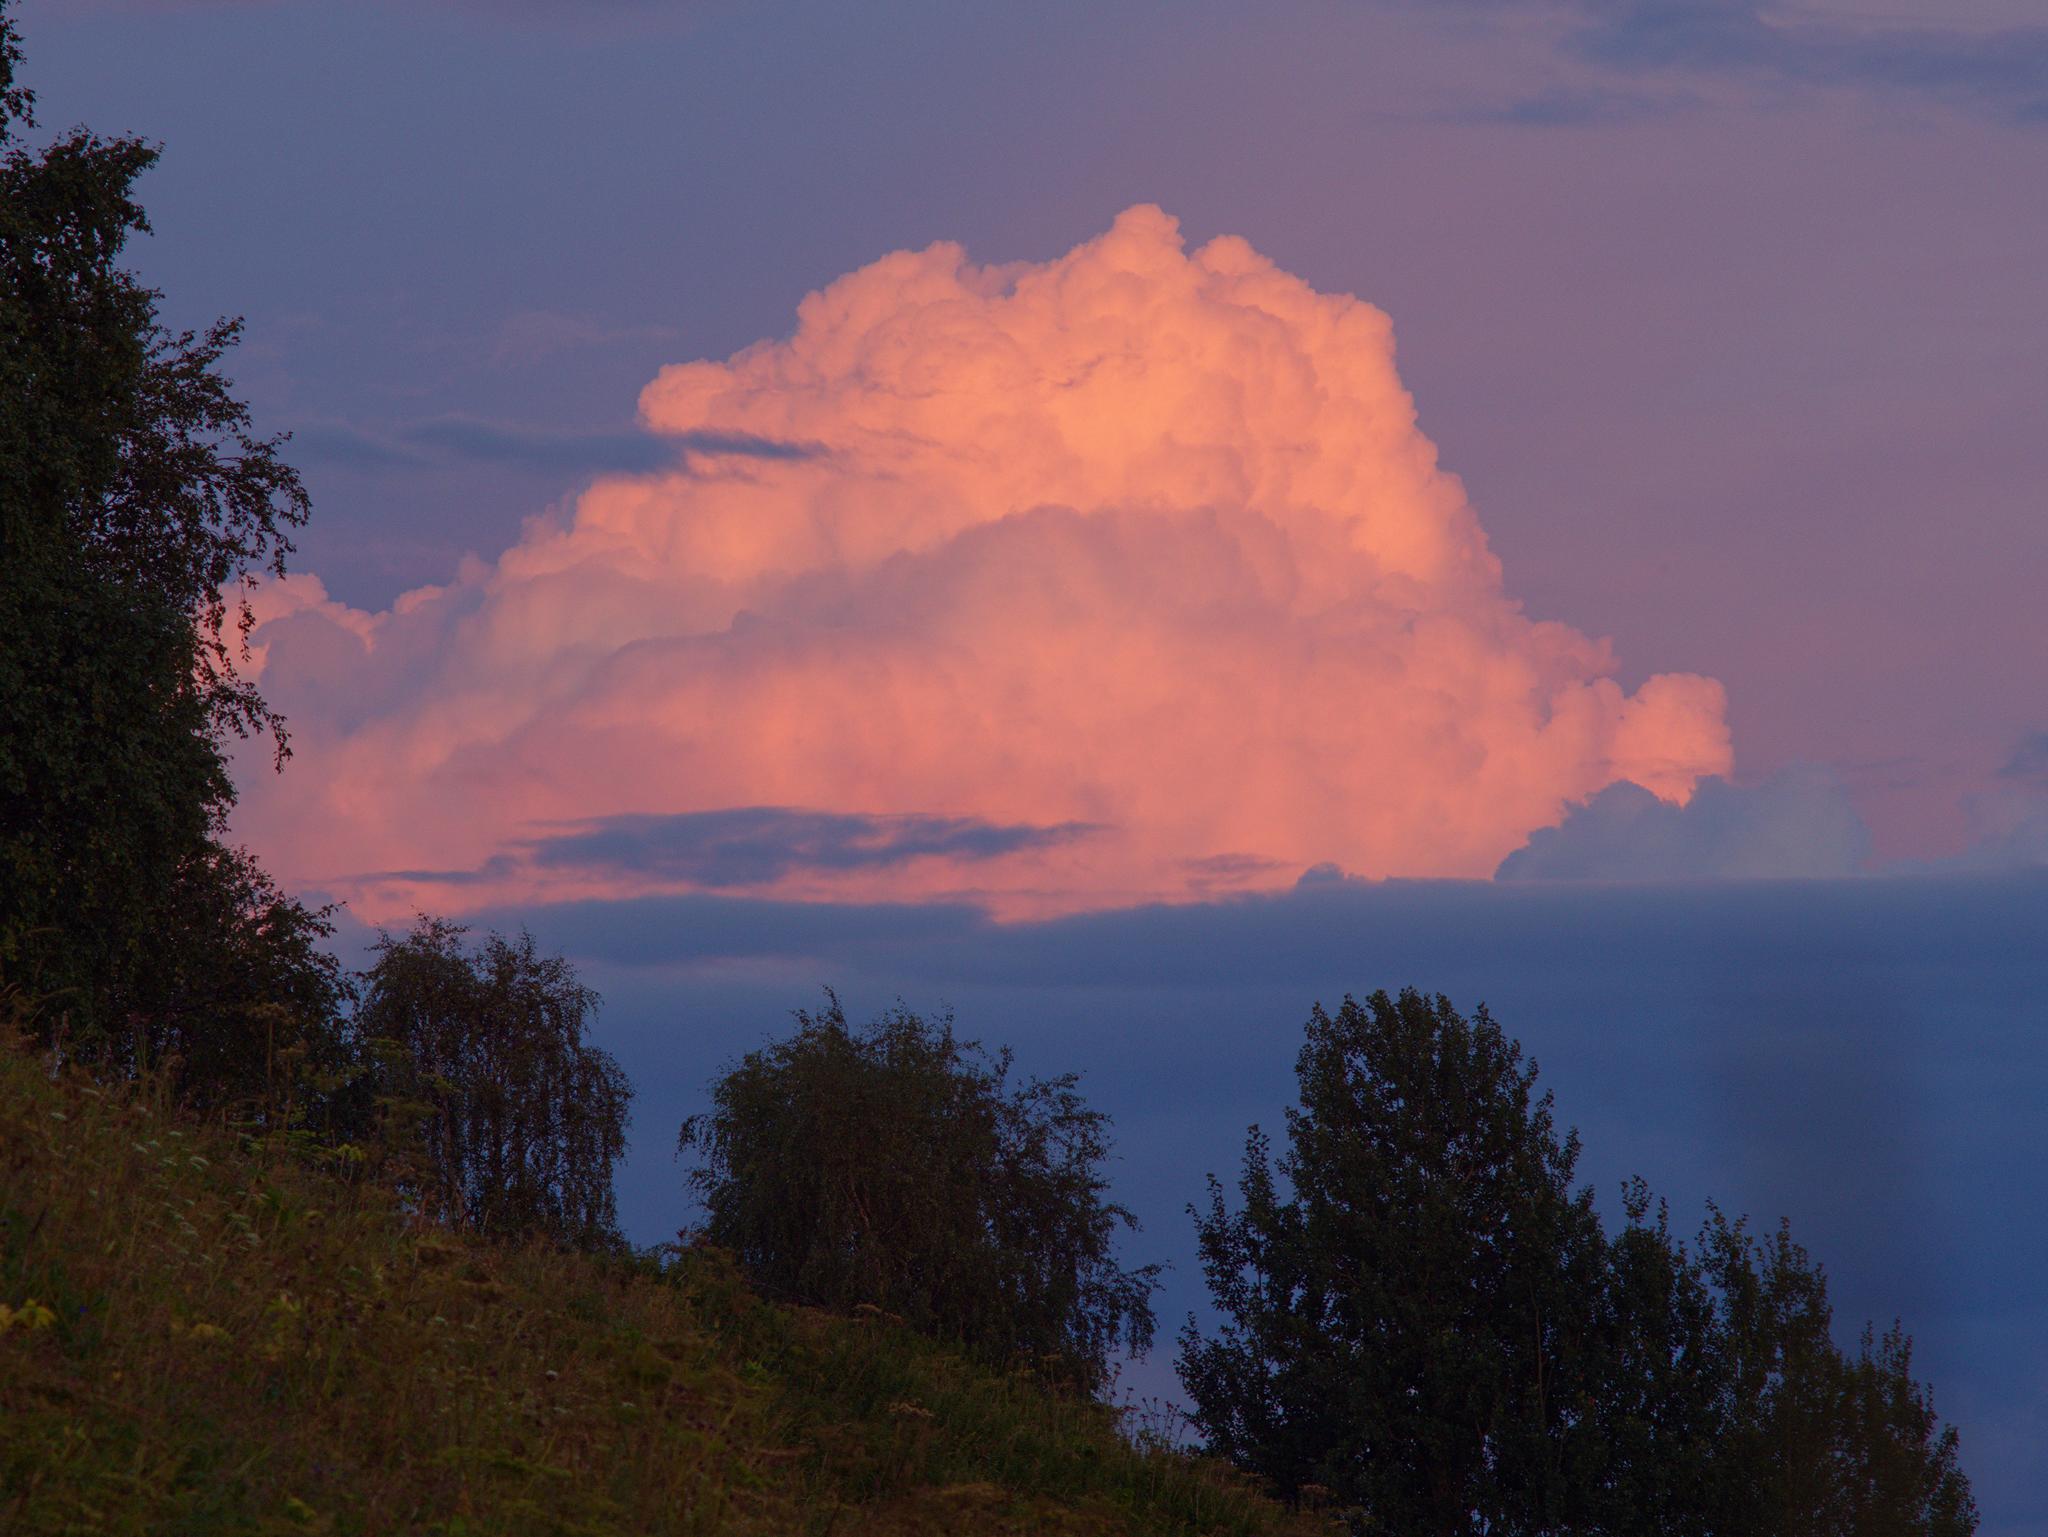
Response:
[0, 1037, 1318, 1536]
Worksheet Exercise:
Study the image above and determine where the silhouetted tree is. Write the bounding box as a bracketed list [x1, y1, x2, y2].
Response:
[1179, 988, 1606, 1533]
[1699, 1211, 1977, 1537]
[1180, 988, 1977, 1536]
[108, 844, 356, 1128]
[1568, 1178, 1730, 1532]
[680, 994, 1159, 1392]
[358, 919, 631, 1251]
[0, 3, 317, 1063]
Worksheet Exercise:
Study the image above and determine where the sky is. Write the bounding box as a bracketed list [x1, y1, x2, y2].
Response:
[19, 0, 2048, 1526]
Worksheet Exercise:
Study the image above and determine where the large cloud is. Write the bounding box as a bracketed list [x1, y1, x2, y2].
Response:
[238, 206, 1729, 917]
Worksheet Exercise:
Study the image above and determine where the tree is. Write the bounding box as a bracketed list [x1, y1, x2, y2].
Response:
[1571, 1180, 1731, 1532]
[680, 994, 1159, 1392]
[1180, 988, 1978, 1537]
[1698, 1212, 1977, 1537]
[0, 2, 313, 1054]
[357, 919, 632, 1251]
[106, 843, 357, 1129]
[1178, 988, 1606, 1533]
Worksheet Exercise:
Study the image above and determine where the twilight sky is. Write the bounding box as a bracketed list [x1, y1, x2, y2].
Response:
[29, 0, 2048, 869]
[22, 0, 2048, 1526]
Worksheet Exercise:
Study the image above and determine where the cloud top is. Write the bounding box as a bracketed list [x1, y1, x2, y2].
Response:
[1496, 769, 1873, 882]
[240, 206, 1730, 916]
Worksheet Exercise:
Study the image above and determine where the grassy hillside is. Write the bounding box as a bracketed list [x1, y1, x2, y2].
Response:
[0, 1038, 1314, 1536]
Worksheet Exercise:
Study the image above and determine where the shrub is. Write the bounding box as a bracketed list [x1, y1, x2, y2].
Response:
[681, 994, 1159, 1392]
[357, 918, 631, 1250]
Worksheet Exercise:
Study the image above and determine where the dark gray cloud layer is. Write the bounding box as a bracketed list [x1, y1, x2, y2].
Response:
[382, 809, 1097, 890]
[109, 0, 2048, 123]
[1572, 0, 2048, 122]
[1444, 0, 2048, 125]
[523, 808, 1097, 888]
[298, 417, 818, 478]
[2003, 731, 2048, 783]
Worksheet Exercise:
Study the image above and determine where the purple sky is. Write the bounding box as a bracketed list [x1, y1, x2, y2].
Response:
[23, 2, 2048, 1525]
[29, 0, 2048, 859]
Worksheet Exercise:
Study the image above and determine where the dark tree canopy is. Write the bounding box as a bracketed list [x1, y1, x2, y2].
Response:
[358, 919, 632, 1251]
[107, 843, 355, 1125]
[1179, 988, 1976, 1537]
[1572, 1178, 1730, 1530]
[1696, 1212, 1977, 1537]
[681, 995, 1160, 1392]
[0, 2, 315, 1056]
[1179, 989, 1606, 1532]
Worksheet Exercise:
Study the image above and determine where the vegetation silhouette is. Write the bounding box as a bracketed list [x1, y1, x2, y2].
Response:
[1179, 987, 1976, 1535]
[0, 1, 337, 1099]
[681, 993, 1161, 1395]
[0, 3, 630, 1258]
[0, 1022, 1313, 1536]
[358, 917, 633, 1251]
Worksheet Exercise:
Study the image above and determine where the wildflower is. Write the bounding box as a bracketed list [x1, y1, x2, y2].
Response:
[0, 1299, 58, 1332]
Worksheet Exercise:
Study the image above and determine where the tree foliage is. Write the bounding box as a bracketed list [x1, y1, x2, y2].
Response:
[358, 918, 632, 1251]
[1180, 987, 1977, 1536]
[1179, 989, 1606, 1532]
[1571, 1178, 1729, 1530]
[0, 1, 317, 1058]
[1, 8, 630, 1249]
[98, 843, 355, 1126]
[1696, 1212, 1977, 1537]
[680, 995, 1160, 1392]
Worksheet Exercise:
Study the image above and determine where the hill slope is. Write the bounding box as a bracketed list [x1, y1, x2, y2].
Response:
[0, 1040, 1312, 1536]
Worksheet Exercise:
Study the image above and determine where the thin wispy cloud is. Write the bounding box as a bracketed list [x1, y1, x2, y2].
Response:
[1415, 0, 2048, 124]
[1571, 0, 2048, 121]
[523, 808, 1100, 888]
[490, 310, 685, 366]
[2001, 730, 2048, 783]
[296, 416, 820, 478]
[1480, 82, 1693, 127]
[381, 809, 1099, 893]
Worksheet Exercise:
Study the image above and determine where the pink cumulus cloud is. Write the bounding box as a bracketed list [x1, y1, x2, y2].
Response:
[237, 206, 1730, 918]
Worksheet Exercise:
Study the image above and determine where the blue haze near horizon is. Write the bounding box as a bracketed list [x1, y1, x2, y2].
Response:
[325, 871, 2048, 1534]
